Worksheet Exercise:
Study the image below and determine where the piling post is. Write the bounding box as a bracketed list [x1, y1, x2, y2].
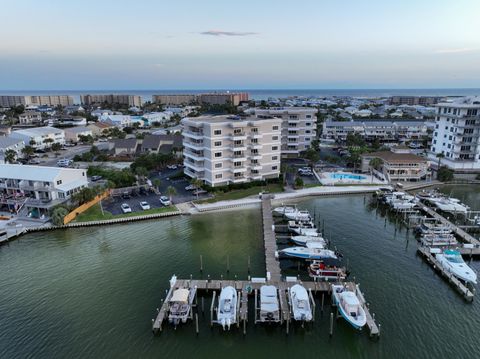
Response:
[321, 293, 324, 313]
[200, 255, 203, 272]
[286, 317, 289, 335]
[248, 256, 251, 273]
[195, 313, 199, 335]
[329, 312, 334, 337]
[201, 296, 205, 315]
[227, 255, 230, 273]
[243, 317, 247, 335]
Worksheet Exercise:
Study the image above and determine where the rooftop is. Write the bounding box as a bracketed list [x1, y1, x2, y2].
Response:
[436, 96, 480, 108]
[363, 151, 427, 164]
[183, 114, 281, 124]
[12, 126, 64, 137]
[0, 164, 85, 182]
[0, 136, 24, 148]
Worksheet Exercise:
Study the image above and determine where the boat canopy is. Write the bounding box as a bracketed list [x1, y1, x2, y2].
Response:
[292, 285, 309, 301]
[171, 288, 189, 303]
[260, 285, 279, 311]
[342, 291, 360, 307]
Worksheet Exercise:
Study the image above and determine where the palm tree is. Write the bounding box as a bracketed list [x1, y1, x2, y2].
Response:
[369, 157, 383, 171]
[152, 178, 161, 191]
[190, 178, 203, 199]
[21, 146, 35, 159]
[29, 139, 36, 146]
[166, 185, 177, 204]
[436, 153, 445, 179]
[4, 149, 17, 164]
[43, 138, 54, 150]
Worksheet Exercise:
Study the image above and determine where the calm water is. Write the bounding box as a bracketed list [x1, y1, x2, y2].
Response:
[1, 194, 480, 358]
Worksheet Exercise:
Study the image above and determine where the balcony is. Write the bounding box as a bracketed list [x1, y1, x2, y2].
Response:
[231, 166, 247, 173]
[230, 132, 247, 140]
[232, 143, 247, 151]
[184, 141, 204, 150]
[250, 143, 263, 149]
[183, 130, 204, 139]
[184, 150, 204, 161]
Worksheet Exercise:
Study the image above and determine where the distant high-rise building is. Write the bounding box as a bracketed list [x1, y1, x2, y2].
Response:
[198, 92, 249, 106]
[0, 95, 74, 107]
[152, 94, 198, 105]
[389, 96, 442, 106]
[429, 96, 480, 171]
[80, 94, 143, 107]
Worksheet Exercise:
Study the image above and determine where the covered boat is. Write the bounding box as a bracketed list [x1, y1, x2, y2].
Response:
[288, 220, 318, 236]
[291, 235, 327, 247]
[257, 285, 281, 323]
[217, 286, 237, 330]
[435, 249, 477, 284]
[168, 288, 196, 325]
[273, 206, 296, 216]
[288, 284, 313, 321]
[420, 233, 458, 247]
[284, 210, 312, 222]
[331, 284, 366, 330]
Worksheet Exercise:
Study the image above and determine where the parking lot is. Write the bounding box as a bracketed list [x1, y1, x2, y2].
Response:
[282, 159, 320, 187]
[102, 190, 170, 215]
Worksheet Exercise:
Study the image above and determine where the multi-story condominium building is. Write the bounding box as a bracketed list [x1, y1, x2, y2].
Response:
[80, 94, 143, 107]
[0, 164, 88, 217]
[152, 94, 198, 105]
[361, 149, 429, 182]
[389, 96, 442, 106]
[429, 97, 480, 171]
[323, 119, 431, 142]
[0, 95, 74, 108]
[0, 137, 25, 159]
[182, 114, 282, 187]
[10, 127, 65, 149]
[253, 107, 317, 157]
[18, 111, 43, 125]
[198, 92, 249, 106]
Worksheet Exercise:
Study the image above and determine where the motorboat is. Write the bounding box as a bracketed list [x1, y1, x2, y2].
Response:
[273, 206, 296, 216]
[217, 286, 237, 330]
[291, 235, 327, 247]
[288, 284, 313, 321]
[427, 197, 469, 215]
[257, 285, 281, 323]
[284, 210, 312, 222]
[415, 222, 452, 236]
[168, 287, 196, 326]
[288, 220, 318, 236]
[420, 233, 458, 247]
[279, 246, 338, 260]
[435, 249, 477, 284]
[331, 284, 367, 330]
[308, 259, 347, 281]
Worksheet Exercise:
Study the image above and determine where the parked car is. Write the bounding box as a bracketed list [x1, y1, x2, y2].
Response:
[121, 203, 132, 213]
[64, 143, 76, 147]
[91, 175, 103, 182]
[185, 184, 197, 191]
[139, 201, 150, 210]
[121, 191, 131, 199]
[166, 164, 178, 170]
[57, 159, 72, 167]
[28, 159, 41, 165]
[160, 196, 171, 206]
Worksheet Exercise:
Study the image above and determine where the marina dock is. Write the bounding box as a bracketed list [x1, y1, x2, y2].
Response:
[152, 196, 380, 337]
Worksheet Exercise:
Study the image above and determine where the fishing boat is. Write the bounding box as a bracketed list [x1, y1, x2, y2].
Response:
[291, 235, 327, 247]
[217, 286, 237, 330]
[288, 284, 313, 321]
[279, 246, 338, 260]
[434, 249, 477, 284]
[288, 220, 318, 236]
[308, 259, 347, 281]
[331, 284, 367, 330]
[272, 205, 296, 216]
[284, 210, 312, 222]
[420, 233, 458, 247]
[257, 285, 281, 323]
[168, 287, 196, 326]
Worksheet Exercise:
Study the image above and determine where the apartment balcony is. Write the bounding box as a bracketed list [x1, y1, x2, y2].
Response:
[452, 147, 477, 155]
[184, 150, 204, 161]
[232, 143, 247, 151]
[232, 175, 247, 183]
[183, 141, 204, 151]
[183, 130, 205, 139]
[250, 163, 262, 170]
[250, 133, 262, 139]
[250, 143, 263, 149]
[250, 153, 262, 159]
[230, 133, 247, 141]
[231, 167, 247, 173]
[184, 167, 205, 178]
[184, 161, 205, 172]
[453, 139, 478, 146]
[453, 123, 480, 130]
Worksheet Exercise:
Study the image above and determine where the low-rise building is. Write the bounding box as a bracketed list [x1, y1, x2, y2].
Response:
[182, 114, 282, 187]
[100, 114, 132, 128]
[112, 138, 139, 156]
[64, 127, 93, 143]
[87, 122, 113, 137]
[18, 111, 43, 125]
[199, 92, 249, 106]
[0, 137, 25, 158]
[141, 134, 183, 155]
[50, 116, 87, 127]
[0, 164, 88, 217]
[360, 150, 429, 182]
[10, 127, 65, 149]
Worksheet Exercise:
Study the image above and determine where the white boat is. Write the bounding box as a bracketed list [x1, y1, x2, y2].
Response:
[308, 259, 347, 281]
[284, 210, 312, 221]
[280, 246, 338, 260]
[288, 284, 313, 321]
[288, 220, 318, 236]
[291, 235, 327, 247]
[420, 233, 458, 247]
[435, 249, 477, 284]
[331, 284, 367, 330]
[415, 222, 452, 236]
[168, 287, 196, 325]
[273, 206, 296, 216]
[217, 286, 237, 330]
[257, 285, 281, 323]
[427, 197, 469, 215]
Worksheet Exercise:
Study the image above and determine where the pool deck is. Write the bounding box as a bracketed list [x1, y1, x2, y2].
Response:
[319, 171, 387, 186]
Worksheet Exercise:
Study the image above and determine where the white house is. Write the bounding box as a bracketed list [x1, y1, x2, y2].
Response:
[100, 114, 132, 128]
[10, 127, 65, 149]
[0, 137, 25, 162]
[18, 111, 43, 125]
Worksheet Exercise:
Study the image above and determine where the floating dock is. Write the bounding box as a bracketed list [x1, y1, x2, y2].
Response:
[152, 196, 380, 337]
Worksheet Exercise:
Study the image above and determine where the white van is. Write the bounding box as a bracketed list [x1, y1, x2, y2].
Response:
[57, 159, 72, 167]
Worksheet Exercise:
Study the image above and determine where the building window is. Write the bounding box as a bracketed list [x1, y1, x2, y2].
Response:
[251, 149, 258, 154]
[251, 138, 258, 144]
[215, 163, 222, 168]
[214, 152, 222, 158]
[272, 136, 279, 140]
[251, 128, 258, 133]
[306, 115, 312, 118]
[272, 156, 278, 160]
[272, 146, 278, 150]
[215, 174, 222, 179]
[251, 169, 259, 174]
[214, 130, 222, 135]
[272, 166, 278, 170]
[306, 122, 311, 126]
[214, 141, 222, 147]
[57, 180, 62, 185]
[273, 126, 279, 130]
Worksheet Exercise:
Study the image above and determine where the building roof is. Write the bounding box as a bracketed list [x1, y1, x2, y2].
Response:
[63, 126, 92, 134]
[183, 114, 281, 124]
[436, 96, 480, 108]
[0, 136, 24, 148]
[0, 164, 83, 182]
[113, 138, 138, 149]
[89, 122, 112, 129]
[12, 127, 64, 137]
[363, 151, 427, 164]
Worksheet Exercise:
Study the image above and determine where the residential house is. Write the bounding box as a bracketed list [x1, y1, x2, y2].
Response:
[64, 127, 93, 143]
[18, 111, 43, 125]
[10, 127, 65, 149]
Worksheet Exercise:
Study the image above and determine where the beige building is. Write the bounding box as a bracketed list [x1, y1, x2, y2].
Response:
[199, 92, 249, 106]
[18, 111, 43, 125]
[182, 114, 281, 187]
[0, 95, 73, 108]
[80, 94, 142, 107]
[254, 107, 317, 158]
[152, 94, 197, 105]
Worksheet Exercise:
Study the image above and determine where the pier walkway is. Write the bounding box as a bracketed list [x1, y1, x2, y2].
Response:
[261, 196, 282, 281]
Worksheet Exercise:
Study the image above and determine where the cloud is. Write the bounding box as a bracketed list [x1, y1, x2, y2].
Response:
[199, 30, 258, 37]
[435, 48, 477, 54]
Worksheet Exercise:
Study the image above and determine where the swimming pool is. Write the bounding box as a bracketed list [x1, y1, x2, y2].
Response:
[330, 173, 366, 180]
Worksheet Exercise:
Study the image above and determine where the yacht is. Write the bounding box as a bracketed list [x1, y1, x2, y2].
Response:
[273, 206, 296, 216]
[217, 286, 237, 330]
[435, 249, 477, 284]
[279, 246, 338, 260]
[420, 233, 458, 247]
[291, 235, 327, 247]
[308, 259, 347, 281]
[168, 287, 196, 326]
[288, 220, 319, 236]
[427, 197, 469, 215]
[331, 284, 367, 330]
[288, 284, 313, 321]
[284, 210, 312, 222]
[415, 222, 452, 236]
[257, 285, 281, 323]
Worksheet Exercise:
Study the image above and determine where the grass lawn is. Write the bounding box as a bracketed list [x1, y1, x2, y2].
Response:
[73, 203, 177, 222]
[195, 183, 284, 204]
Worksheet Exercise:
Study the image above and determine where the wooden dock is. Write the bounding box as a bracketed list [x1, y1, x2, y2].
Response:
[261, 196, 282, 282]
[417, 247, 475, 302]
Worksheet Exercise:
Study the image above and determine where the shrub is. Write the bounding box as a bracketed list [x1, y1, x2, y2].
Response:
[51, 206, 69, 226]
[437, 166, 454, 182]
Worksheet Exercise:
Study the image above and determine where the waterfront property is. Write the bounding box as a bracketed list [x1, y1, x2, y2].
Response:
[0, 164, 88, 217]
[182, 114, 282, 187]
[360, 150, 429, 182]
[253, 107, 317, 158]
[428, 96, 480, 173]
[0, 95, 74, 107]
[80, 94, 143, 107]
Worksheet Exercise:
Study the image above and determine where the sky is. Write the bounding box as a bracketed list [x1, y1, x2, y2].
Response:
[1, 0, 480, 90]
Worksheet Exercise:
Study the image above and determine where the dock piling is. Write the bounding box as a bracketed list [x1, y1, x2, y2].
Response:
[329, 312, 334, 337]
[200, 255, 203, 272]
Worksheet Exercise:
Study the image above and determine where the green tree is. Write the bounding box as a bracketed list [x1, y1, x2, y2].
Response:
[190, 178, 203, 199]
[303, 148, 320, 168]
[51, 142, 62, 152]
[369, 157, 383, 171]
[152, 178, 161, 191]
[437, 166, 454, 182]
[43, 138, 54, 150]
[166, 185, 177, 203]
[294, 176, 304, 189]
[51, 206, 69, 226]
[21, 146, 35, 159]
[4, 149, 17, 164]
[29, 139, 36, 146]
[436, 152, 445, 171]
